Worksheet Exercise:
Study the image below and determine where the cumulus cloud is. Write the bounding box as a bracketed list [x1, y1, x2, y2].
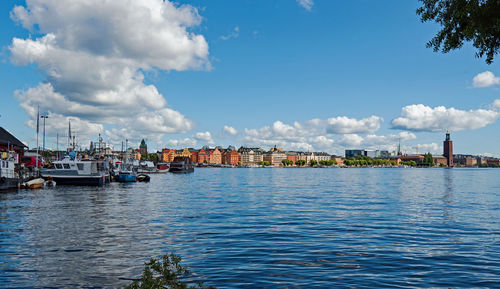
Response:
[473, 71, 500, 88]
[296, 0, 314, 11]
[414, 143, 441, 154]
[326, 116, 382, 134]
[223, 125, 238, 135]
[9, 0, 209, 148]
[391, 102, 500, 132]
[240, 115, 410, 154]
[164, 138, 197, 149]
[193, 131, 214, 144]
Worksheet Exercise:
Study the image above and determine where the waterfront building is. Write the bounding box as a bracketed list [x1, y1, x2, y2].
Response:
[139, 139, 147, 155]
[175, 148, 191, 158]
[345, 149, 365, 158]
[486, 159, 500, 166]
[286, 152, 297, 165]
[223, 148, 239, 165]
[209, 148, 222, 164]
[197, 149, 209, 164]
[0, 127, 26, 156]
[189, 149, 199, 163]
[454, 154, 478, 167]
[443, 131, 453, 167]
[161, 148, 176, 162]
[314, 152, 331, 162]
[264, 149, 287, 166]
[432, 155, 447, 166]
[238, 147, 264, 165]
[331, 156, 344, 166]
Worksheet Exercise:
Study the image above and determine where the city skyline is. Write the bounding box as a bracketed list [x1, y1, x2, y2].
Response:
[1, 0, 500, 156]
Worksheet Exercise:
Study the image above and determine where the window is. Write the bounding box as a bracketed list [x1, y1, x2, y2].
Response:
[63, 164, 70, 169]
[77, 163, 84, 170]
[55, 164, 62, 169]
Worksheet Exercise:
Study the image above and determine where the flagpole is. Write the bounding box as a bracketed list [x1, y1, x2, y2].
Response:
[36, 105, 39, 168]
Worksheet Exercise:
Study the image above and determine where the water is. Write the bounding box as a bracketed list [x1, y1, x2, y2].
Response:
[1, 168, 499, 288]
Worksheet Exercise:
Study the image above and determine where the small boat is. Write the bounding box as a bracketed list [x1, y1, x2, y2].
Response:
[169, 156, 194, 173]
[21, 178, 44, 189]
[115, 170, 136, 182]
[137, 161, 158, 173]
[136, 174, 150, 182]
[156, 163, 169, 173]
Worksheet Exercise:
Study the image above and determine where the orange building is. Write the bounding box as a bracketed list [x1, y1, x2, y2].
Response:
[161, 149, 176, 162]
[190, 149, 199, 163]
[198, 149, 209, 164]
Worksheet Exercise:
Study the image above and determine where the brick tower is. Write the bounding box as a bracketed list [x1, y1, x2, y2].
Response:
[443, 130, 453, 167]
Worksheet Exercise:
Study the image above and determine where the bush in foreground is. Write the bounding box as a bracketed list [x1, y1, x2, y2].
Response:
[126, 253, 216, 289]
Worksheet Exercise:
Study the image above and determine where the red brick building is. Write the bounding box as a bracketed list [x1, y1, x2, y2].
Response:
[443, 131, 453, 167]
[223, 149, 239, 165]
[286, 153, 297, 165]
[197, 149, 209, 164]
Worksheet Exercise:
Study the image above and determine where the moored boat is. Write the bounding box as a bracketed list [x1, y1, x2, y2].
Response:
[0, 155, 22, 191]
[169, 156, 194, 173]
[156, 162, 169, 173]
[115, 169, 136, 182]
[20, 178, 44, 189]
[40, 154, 109, 186]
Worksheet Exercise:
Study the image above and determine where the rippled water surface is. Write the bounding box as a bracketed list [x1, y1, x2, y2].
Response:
[1, 168, 500, 288]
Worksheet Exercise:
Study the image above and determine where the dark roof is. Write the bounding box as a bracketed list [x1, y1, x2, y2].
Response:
[0, 127, 27, 149]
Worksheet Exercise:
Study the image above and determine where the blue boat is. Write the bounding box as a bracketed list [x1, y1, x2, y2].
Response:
[115, 170, 136, 182]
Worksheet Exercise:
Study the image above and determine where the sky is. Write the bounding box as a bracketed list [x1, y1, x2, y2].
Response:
[0, 0, 499, 156]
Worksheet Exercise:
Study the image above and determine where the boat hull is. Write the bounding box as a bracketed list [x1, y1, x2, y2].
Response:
[41, 175, 106, 186]
[169, 167, 194, 173]
[0, 178, 20, 191]
[115, 174, 136, 182]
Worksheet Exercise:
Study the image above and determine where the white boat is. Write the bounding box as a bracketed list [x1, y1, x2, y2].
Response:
[21, 178, 44, 189]
[41, 154, 109, 186]
[0, 156, 21, 190]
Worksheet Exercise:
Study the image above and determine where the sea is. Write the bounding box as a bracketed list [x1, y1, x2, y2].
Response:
[1, 168, 499, 288]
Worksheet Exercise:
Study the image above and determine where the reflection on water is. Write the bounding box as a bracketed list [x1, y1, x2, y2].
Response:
[1, 168, 500, 288]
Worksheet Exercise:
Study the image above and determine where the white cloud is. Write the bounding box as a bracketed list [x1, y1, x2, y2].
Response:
[414, 143, 441, 154]
[193, 131, 214, 144]
[473, 71, 500, 88]
[240, 116, 403, 154]
[391, 102, 500, 132]
[296, 0, 314, 11]
[9, 0, 209, 148]
[326, 116, 382, 134]
[223, 125, 238, 135]
[164, 138, 197, 149]
[220, 26, 239, 41]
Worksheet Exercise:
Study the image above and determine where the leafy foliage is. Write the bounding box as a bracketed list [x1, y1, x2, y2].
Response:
[125, 253, 215, 289]
[417, 0, 500, 64]
[295, 159, 306, 166]
[281, 159, 293, 166]
[423, 152, 434, 166]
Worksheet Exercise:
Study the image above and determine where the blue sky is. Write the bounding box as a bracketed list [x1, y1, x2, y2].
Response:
[0, 0, 499, 156]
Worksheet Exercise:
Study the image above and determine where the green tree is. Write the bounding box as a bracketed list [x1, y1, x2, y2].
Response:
[417, 0, 500, 64]
[423, 152, 434, 166]
[309, 159, 318, 167]
[141, 153, 150, 161]
[125, 253, 214, 289]
[149, 153, 159, 163]
[295, 159, 306, 166]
